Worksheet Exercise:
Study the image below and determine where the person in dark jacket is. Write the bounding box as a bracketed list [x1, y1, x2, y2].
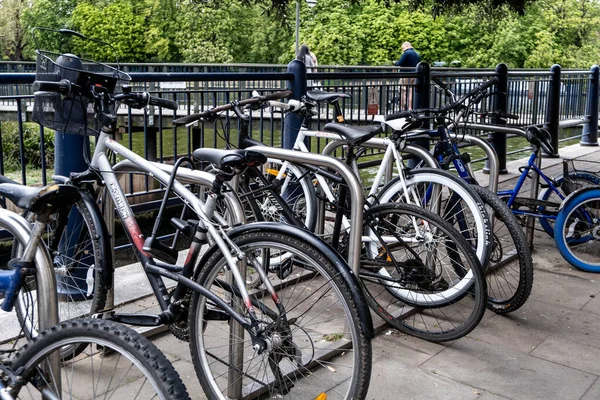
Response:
[394, 42, 420, 70]
[394, 42, 421, 108]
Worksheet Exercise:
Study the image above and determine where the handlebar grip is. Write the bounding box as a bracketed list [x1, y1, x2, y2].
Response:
[260, 90, 292, 101]
[385, 110, 412, 121]
[33, 79, 72, 95]
[148, 96, 178, 111]
[499, 111, 519, 120]
[478, 77, 499, 93]
[173, 111, 213, 126]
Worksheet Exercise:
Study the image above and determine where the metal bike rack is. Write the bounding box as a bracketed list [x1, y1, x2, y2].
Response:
[0, 209, 60, 388]
[461, 134, 500, 193]
[319, 139, 439, 239]
[246, 146, 364, 275]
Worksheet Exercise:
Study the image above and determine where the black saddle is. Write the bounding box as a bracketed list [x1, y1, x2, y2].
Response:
[305, 90, 351, 103]
[192, 148, 267, 170]
[323, 123, 383, 146]
[526, 127, 555, 155]
[0, 183, 81, 214]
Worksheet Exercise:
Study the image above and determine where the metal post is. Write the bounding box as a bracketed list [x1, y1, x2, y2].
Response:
[295, 1, 300, 55]
[544, 64, 561, 157]
[54, 132, 92, 300]
[581, 65, 599, 146]
[487, 63, 509, 173]
[283, 60, 307, 150]
[408, 62, 430, 168]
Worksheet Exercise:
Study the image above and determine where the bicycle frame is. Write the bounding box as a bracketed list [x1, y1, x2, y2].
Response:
[89, 130, 279, 334]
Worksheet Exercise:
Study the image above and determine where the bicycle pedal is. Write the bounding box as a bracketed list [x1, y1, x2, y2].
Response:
[275, 258, 293, 280]
[143, 237, 178, 264]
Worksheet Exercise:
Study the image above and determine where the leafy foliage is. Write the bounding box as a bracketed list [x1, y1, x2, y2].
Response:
[0, 122, 55, 171]
[2, 0, 600, 68]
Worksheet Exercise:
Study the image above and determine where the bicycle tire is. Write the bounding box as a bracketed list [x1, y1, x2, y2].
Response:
[471, 185, 534, 313]
[377, 168, 492, 266]
[8, 318, 190, 400]
[360, 202, 487, 342]
[11, 196, 109, 360]
[188, 229, 371, 400]
[554, 188, 600, 272]
[538, 171, 600, 237]
[241, 160, 317, 230]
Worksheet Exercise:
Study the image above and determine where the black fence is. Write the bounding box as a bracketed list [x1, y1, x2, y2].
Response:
[0, 62, 598, 190]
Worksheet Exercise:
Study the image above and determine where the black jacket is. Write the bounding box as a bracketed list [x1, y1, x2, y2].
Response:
[394, 48, 420, 69]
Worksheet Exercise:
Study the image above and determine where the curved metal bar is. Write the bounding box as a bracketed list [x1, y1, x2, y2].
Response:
[461, 134, 500, 192]
[246, 146, 363, 275]
[321, 138, 439, 168]
[459, 123, 527, 137]
[0, 210, 56, 328]
[0, 209, 59, 387]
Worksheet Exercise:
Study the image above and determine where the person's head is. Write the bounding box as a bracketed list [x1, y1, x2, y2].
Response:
[297, 44, 310, 61]
[401, 42, 413, 52]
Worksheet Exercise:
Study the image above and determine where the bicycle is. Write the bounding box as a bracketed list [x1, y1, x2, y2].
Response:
[401, 75, 600, 273]
[0, 191, 189, 399]
[175, 94, 488, 342]
[29, 28, 372, 400]
[378, 77, 534, 313]
[0, 172, 110, 359]
[222, 90, 492, 268]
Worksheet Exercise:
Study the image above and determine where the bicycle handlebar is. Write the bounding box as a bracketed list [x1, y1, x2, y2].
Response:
[385, 77, 500, 121]
[114, 92, 178, 110]
[172, 90, 292, 126]
[33, 80, 73, 96]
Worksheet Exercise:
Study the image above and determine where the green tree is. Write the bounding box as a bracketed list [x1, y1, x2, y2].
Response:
[0, 0, 28, 60]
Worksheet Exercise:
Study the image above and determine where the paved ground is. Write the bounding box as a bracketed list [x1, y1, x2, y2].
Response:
[147, 144, 600, 400]
[2, 143, 599, 399]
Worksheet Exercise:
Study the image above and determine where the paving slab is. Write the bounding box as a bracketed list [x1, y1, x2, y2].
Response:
[421, 338, 597, 400]
[527, 265, 599, 311]
[582, 377, 600, 400]
[531, 337, 600, 375]
[367, 355, 482, 400]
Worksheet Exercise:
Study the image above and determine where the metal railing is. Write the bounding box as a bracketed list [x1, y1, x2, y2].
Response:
[0, 62, 598, 189]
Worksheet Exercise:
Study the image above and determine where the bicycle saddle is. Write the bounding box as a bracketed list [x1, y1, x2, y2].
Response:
[526, 127, 555, 155]
[323, 123, 383, 146]
[305, 90, 351, 103]
[0, 183, 81, 213]
[192, 148, 267, 170]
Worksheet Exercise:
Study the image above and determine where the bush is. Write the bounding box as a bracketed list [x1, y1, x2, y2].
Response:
[0, 122, 55, 172]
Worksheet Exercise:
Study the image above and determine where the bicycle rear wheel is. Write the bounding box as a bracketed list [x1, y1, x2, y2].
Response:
[188, 229, 371, 400]
[360, 203, 487, 342]
[241, 160, 317, 230]
[10, 195, 109, 360]
[471, 185, 533, 313]
[8, 318, 190, 400]
[538, 171, 600, 236]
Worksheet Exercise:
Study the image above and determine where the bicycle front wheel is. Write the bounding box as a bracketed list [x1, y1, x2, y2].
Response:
[188, 229, 371, 400]
[11, 195, 109, 359]
[9, 318, 190, 400]
[361, 203, 487, 342]
[554, 188, 600, 272]
[377, 168, 492, 267]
